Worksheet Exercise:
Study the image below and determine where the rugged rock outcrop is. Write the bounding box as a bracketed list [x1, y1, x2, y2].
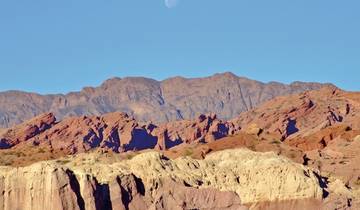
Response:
[153, 113, 236, 150]
[0, 112, 158, 152]
[0, 112, 236, 161]
[0, 113, 56, 148]
[0, 72, 333, 128]
[35, 112, 158, 153]
[0, 149, 330, 210]
[232, 87, 360, 145]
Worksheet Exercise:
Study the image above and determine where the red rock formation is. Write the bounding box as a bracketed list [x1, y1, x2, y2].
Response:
[152, 113, 236, 150]
[0, 112, 238, 155]
[233, 87, 360, 144]
[0, 113, 56, 148]
[1, 86, 359, 162]
[33, 112, 158, 153]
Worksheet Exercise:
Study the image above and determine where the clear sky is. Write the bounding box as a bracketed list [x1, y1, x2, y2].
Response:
[0, 0, 359, 94]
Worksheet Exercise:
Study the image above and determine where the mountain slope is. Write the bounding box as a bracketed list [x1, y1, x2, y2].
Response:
[232, 86, 360, 144]
[0, 72, 333, 128]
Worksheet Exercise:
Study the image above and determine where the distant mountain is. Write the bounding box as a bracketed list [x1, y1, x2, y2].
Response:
[0, 72, 334, 128]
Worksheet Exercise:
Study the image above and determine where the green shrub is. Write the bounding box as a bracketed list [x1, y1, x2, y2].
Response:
[184, 149, 193, 156]
[270, 140, 281, 144]
[56, 159, 71, 165]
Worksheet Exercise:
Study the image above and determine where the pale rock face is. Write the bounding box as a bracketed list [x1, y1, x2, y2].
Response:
[355, 135, 360, 141]
[0, 163, 149, 210]
[243, 123, 262, 136]
[0, 149, 326, 210]
[113, 149, 323, 204]
[71, 149, 324, 204]
[0, 163, 80, 210]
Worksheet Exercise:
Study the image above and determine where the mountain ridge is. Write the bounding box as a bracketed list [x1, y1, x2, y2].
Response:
[0, 72, 335, 128]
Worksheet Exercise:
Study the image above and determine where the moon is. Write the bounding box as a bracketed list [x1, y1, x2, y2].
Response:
[165, 0, 179, 8]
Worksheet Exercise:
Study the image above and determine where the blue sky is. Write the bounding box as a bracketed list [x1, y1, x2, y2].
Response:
[0, 0, 359, 94]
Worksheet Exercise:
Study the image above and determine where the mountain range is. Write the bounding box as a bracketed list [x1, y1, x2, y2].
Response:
[0, 72, 333, 128]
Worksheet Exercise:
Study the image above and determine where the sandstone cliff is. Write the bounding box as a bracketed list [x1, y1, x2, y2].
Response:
[0, 149, 328, 210]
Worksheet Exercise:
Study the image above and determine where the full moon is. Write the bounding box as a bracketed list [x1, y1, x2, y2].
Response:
[165, 0, 179, 8]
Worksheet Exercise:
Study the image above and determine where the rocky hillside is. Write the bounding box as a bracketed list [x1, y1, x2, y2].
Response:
[0, 111, 236, 166]
[0, 72, 333, 128]
[0, 149, 339, 210]
[1, 86, 360, 165]
[232, 86, 360, 147]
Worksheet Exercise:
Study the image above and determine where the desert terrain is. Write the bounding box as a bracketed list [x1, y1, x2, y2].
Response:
[0, 74, 359, 209]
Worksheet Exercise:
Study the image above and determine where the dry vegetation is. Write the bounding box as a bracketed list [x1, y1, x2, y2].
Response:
[0, 145, 67, 167]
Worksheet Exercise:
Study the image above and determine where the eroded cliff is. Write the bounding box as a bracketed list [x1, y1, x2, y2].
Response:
[0, 149, 329, 210]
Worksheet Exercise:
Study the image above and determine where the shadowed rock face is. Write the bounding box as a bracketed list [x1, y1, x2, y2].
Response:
[0, 72, 333, 128]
